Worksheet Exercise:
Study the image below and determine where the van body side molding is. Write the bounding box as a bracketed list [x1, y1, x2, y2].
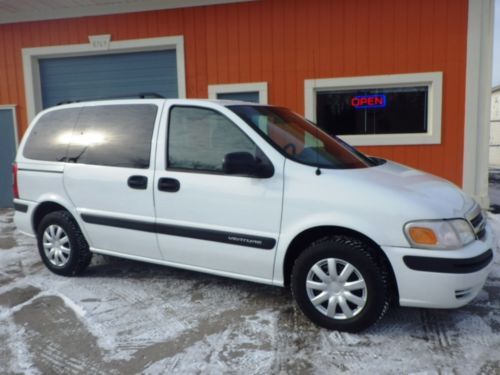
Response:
[80, 214, 276, 250]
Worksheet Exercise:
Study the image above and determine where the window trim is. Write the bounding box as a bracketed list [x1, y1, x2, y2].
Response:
[166, 105, 269, 177]
[208, 82, 268, 104]
[304, 72, 443, 146]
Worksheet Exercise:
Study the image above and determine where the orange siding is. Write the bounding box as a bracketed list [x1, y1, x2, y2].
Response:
[0, 0, 469, 186]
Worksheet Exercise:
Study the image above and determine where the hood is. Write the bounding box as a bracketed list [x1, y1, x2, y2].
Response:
[321, 160, 475, 220]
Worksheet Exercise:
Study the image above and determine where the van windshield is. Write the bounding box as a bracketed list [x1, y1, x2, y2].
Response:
[228, 105, 377, 169]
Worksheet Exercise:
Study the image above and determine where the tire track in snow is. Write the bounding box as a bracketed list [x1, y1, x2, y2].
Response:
[12, 295, 109, 374]
[420, 310, 458, 360]
[270, 305, 319, 374]
[37, 342, 96, 375]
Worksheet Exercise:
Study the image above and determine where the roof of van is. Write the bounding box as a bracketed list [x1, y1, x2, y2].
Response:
[51, 98, 270, 109]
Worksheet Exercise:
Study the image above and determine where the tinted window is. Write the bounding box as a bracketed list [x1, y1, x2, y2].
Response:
[229, 105, 375, 169]
[316, 86, 428, 135]
[67, 105, 157, 168]
[23, 108, 81, 162]
[168, 106, 257, 172]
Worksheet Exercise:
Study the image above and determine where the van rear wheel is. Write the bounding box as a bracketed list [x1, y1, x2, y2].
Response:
[291, 236, 389, 332]
[37, 210, 92, 276]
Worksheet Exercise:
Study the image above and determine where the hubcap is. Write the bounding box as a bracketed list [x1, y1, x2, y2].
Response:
[43, 225, 71, 267]
[306, 258, 367, 320]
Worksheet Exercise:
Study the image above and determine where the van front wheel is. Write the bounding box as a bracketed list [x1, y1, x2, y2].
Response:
[37, 211, 92, 276]
[291, 236, 389, 332]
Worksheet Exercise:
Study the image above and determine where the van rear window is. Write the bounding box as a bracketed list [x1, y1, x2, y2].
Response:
[23, 108, 81, 162]
[66, 105, 157, 169]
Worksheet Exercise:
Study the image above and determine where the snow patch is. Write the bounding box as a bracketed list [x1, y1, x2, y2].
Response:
[0, 312, 40, 374]
[1, 210, 500, 373]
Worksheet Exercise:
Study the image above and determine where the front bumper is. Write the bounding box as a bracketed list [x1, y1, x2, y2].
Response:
[382, 223, 495, 309]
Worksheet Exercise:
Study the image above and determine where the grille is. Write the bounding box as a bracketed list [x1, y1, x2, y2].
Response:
[467, 204, 487, 240]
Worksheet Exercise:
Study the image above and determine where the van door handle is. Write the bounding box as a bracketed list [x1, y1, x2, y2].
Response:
[158, 177, 180, 192]
[128, 175, 148, 190]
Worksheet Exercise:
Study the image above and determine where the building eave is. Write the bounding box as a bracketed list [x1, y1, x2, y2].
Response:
[0, 0, 253, 25]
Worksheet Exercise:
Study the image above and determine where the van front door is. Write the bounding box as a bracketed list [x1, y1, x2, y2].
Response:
[154, 104, 284, 282]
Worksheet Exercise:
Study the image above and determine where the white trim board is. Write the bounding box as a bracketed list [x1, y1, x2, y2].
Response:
[0, 105, 19, 148]
[0, 1, 253, 25]
[304, 72, 443, 146]
[22, 35, 186, 122]
[208, 82, 268, 104]
[463, 0, 495, 208]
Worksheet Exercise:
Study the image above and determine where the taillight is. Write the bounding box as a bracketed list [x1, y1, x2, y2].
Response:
[12, 163, 19, 199]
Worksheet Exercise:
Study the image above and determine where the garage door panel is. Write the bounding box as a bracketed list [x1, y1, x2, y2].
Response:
[0, 108, 17, 208]
[40, 49, 178, 108]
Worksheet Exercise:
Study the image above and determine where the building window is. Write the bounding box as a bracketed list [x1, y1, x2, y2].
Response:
[305, 72, 442, 146]
[208, 82, 268, 104]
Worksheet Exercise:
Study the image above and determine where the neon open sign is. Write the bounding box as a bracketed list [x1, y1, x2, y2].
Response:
[351, 94, 387, 109]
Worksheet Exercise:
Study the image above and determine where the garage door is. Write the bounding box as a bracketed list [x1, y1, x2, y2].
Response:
[39, 49, 178, 108]
[0, 108, 17, 208]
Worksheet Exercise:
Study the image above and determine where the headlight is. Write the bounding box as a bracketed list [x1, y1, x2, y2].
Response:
[404, 219, 475, 249]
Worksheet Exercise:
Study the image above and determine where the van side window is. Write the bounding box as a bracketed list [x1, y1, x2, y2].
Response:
[67, 105, 157, 169]
[168, 106, 257, 172]
[23, 108, 81, 162]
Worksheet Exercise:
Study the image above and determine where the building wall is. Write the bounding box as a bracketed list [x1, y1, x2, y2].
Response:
[490, 89, 500, 166]
[0, 0, 469, 185]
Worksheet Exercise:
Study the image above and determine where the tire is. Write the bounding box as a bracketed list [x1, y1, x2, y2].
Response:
[291, 235, 389, 332]
[36, 210, 92, 276]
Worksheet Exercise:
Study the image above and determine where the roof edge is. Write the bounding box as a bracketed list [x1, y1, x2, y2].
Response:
[0, 0, 253, 25]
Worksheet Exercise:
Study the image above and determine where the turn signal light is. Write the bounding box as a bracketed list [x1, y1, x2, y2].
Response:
[408, 227, 438, 245]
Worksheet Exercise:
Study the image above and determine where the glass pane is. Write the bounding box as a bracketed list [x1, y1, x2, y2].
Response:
[217, 91, 260, 103]
[168, 106, 257, 172]
[66, 105, 157, 168]
[316, 86, 428, 135]
[229, 105, 375, 169]
[23, 108, 81, 162]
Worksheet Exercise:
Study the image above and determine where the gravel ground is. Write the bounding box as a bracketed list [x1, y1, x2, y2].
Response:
[0, 209, 499, 374]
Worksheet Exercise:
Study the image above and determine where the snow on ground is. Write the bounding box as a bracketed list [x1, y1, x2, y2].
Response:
[0, 209, 499, 374]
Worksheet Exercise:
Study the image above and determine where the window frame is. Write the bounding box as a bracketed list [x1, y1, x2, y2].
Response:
[208, 82, 268, 104]
[304, 72, 443, 146]
[166, 105, 266, 176]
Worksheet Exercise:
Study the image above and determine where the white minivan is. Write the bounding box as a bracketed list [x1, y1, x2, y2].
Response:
[13, 99, 494, 332]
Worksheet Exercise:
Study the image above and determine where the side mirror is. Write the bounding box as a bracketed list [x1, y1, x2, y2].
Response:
[222, 152, 274, 178]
